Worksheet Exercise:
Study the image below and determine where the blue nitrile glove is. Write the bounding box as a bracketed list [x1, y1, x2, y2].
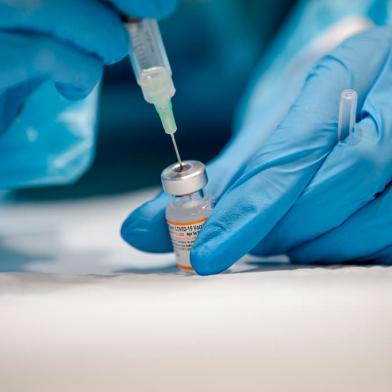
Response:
[122, 27, 392, 274]
[287, 182, 392, 264]
[251, 27, 392, 262]
[0, 0, 176, 188]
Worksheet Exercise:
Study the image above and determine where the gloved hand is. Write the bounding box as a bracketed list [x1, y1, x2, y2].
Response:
[0, 0, 176, 133]
[121, 27, 392, 274]
[0, 0, 176, 187]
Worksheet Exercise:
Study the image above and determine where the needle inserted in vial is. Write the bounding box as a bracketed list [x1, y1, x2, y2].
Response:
[170, 133, 183, 169]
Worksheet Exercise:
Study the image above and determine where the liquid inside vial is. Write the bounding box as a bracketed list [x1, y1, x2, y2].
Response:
[166, 191, 212, 272]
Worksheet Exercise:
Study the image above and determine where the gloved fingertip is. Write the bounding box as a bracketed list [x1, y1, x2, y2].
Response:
[190, 250, 214, 276]
[55, 82, 94, 100]
[120, 212, 146, 249]
[120, 193, 172, 253]
[120, 200, 160, 237]
[120, 209, 141, 240]
[120, 211, 172, 253]
[190, 243, 231, 276]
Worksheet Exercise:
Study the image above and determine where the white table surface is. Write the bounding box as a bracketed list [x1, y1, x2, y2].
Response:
[0, 191, 391, 392]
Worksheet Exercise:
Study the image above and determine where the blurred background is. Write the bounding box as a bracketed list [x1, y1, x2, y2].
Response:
[12, 0, 296, 201]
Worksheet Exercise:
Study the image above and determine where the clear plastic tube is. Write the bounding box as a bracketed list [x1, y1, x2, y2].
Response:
[126, 19, 177, 134]
[338, 89, 358, 141]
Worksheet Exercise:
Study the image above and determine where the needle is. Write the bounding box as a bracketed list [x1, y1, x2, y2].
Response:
[170, 133, 183, 169]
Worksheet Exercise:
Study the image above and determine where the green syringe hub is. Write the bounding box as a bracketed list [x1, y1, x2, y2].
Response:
[155, 100, 177, 134]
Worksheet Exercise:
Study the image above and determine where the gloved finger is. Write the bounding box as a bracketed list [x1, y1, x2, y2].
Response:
[288, 183, 392, 263]
[0, 0, 128, 65]
[254, 31, 392, 256]
[121, 192, 172, 253]
[109, 0, 177, 19]
[0, 32, 102, 100]
[190, 27, 392, 275]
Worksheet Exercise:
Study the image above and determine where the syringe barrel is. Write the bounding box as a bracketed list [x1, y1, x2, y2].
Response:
[126, 19, 175, 106]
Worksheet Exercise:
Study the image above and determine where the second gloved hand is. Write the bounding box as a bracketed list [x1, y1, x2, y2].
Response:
[122, 27, 392, 274]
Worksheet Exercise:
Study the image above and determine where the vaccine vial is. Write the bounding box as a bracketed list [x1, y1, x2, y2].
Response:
[161, 161, 212, 273]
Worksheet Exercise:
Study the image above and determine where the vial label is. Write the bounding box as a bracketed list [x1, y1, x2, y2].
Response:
[167, 217, 208, 271]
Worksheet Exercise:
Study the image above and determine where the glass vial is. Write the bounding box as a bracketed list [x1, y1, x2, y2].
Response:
[161, 161, 212, 272]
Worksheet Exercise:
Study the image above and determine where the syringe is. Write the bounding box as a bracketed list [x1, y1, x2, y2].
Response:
[125, 18, 183, 168]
